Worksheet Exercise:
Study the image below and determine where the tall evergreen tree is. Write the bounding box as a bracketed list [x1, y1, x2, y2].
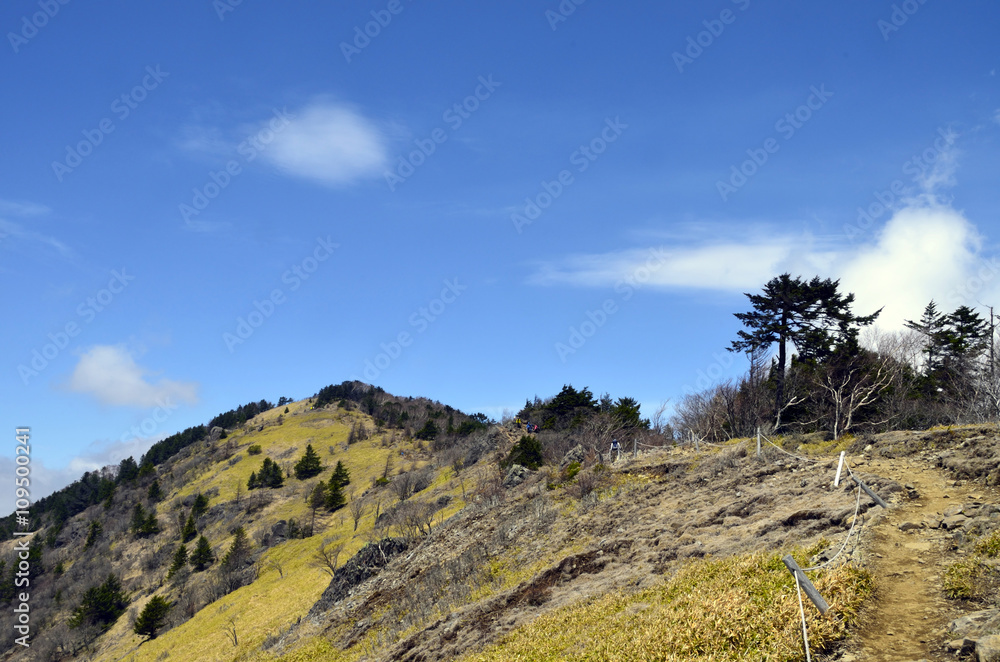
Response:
[190, 535, 214, 571]
[181, 514, 197, 543]
[134, 595, 173, 640]
[69, 574, 130, 631]
[325, 475, 346, 512]
[147, 479, 163, 502]
[221, 527, 252, 570]
[167, 544, 188, 579]
[331, 460, 350, 488]
[730, 273, 880, 426]
[293, 444, 323, 480]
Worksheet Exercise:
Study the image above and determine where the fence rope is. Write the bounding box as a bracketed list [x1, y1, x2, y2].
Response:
[802, 464, 863, 572]
[759, 433, 823, 464]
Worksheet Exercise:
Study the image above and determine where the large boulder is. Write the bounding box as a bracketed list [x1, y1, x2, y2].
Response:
[503, 464, 529, 488]
[977, 635, 1000, 662]
[949, 609, 1000, 639]
[560, 444, 586, 469]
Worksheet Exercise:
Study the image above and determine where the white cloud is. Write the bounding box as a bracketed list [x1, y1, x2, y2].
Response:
[0, 435, 165, 515]
[528, 202, 998, 332]
[527, 241, 796, 291]
[65, 345, 199, 408]
[263, 102, 388, 186]
[839, 204, 986, 329]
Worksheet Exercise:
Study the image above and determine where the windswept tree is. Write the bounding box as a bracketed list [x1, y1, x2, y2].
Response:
[729, 273, 880, 429]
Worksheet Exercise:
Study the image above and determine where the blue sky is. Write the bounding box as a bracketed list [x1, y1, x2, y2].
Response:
[2, 0, 999, 512]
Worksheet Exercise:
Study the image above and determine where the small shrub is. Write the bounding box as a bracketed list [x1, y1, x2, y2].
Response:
[247, 445, 262, 456]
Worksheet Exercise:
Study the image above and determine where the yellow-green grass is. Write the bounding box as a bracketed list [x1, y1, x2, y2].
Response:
[460, 550, 873, 662]
[91, 406, 469, 662]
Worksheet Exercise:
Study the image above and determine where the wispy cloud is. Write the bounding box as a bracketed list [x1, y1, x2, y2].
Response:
[64, 344, 199, 407]
[528, 153, 997, 331]
[262, 101, 388, 186]
[0, 201, 71, 256]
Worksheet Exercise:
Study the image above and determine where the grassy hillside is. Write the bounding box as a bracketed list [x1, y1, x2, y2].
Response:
[12, 387, 1000, 661]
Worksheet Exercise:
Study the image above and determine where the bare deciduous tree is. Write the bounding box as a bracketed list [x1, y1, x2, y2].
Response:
[311, 538, 345, 577]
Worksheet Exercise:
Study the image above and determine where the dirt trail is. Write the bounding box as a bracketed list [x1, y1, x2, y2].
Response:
[854, 456, 989, 662]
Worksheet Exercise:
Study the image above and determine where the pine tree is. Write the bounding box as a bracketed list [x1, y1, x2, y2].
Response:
[181, 514, 197, 543]
[147, 479, 163, 502]
[190, 535, 214, 571]
[332, 460, 350, 488]
[192, 492, 209, 517]
[247, 471, 259, 490]
[293, 444, 323, 480]
[221, 527, 252, 570]
[325, 475, 346, 512]
[69, 574, 130, 631]
[133, 595, 173, 640]
[130, 503, 147, 534]
[730, 273, 880, 426]
[167, 545, 188, 579]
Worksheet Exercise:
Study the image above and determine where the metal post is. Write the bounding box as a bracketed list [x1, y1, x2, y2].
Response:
[782, 555, 829, 614]
[756, 427, 761, 459]
[851, 475, 888, 508]
[834, 451, 846, 488]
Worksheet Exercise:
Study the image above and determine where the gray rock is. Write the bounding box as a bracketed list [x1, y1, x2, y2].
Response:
[209, 425, 224, 441]
[898, 521, 923, 531]
[942, 514, 971, 530]
[949, 609, 1000, 638]
[977, 634, 1000, 662]
[560, 444, 586, 469]
[945, 505, 965, 518]
[503, 464, 529, 488]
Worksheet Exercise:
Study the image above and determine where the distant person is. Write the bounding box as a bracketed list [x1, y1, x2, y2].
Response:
[611, 438, 621, 461]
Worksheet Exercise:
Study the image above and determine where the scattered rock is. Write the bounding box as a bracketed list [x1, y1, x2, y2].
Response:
[503, 464, 529, 488]
[209, 425, 224, 441]
[899, 521, 923, 532]
[942, 514, 971, 530]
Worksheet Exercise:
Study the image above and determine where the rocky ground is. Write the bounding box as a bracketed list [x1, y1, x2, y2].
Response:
[273, 425, 1000, 662]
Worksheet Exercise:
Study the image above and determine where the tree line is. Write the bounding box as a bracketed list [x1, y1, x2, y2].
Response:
[673, 273, 999, 442]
